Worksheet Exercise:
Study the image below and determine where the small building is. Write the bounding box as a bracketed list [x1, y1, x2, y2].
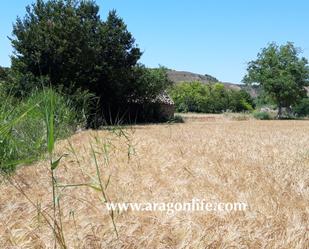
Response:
[152, 92, 175, 120]
[128, 92, 175, 122]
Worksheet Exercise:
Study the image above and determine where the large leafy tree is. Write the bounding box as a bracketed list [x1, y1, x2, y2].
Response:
[11, 0, 141, 97]
[10, 0, 170, 123]
[243, 42, 309, 117]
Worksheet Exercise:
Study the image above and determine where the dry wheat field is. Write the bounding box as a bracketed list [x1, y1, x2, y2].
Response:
[0, 115, 309, 249]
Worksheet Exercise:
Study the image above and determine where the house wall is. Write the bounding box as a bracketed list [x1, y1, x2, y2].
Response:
[87, 101, 175, 127]
[125, 103, 175, 122]
[159, 103, 175, 120]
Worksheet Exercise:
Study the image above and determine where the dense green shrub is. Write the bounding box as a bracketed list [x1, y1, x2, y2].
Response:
[169, 82, 207, 113]
[293, 98, 309, 117]
[168, 114, 184, 123]
[228, 89, 254, 112]
[169, 81, 254, 113]
[253, 111, 271, 120]
[0, 89, 79, 172]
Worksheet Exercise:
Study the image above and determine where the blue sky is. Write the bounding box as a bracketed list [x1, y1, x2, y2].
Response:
[1, 0, 309, 83]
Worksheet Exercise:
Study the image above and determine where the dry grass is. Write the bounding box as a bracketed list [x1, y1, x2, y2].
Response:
[0, 115, 309, 248]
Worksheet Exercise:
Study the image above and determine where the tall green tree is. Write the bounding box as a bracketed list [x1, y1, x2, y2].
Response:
[243, 42, 309, 117]
[11, 0, 141, 97]
[9, 0, 171, 124]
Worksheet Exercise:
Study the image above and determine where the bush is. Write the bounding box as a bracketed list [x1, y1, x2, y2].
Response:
[168, 114, 184, 123]
[0, 89, 78, 172]
[253, 111, 271, 120]
[293, 98, 309, 117]
[169, 81, 254, 113]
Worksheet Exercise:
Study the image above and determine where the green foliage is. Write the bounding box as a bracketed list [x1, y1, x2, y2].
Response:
[243, 42, 309, 117]
[228, 89, 254, 112]
[0, 89, 78, 172]
[293, 98, 309, 117]
[9, 0, 170, 124]
[10, 0, 141, 95]
[169, 81, 254, 113]
[132, 66, 173, 102]
[253, 88, 274, 107]
[253, 111, 271, 120]
[0, 66, 10, 82]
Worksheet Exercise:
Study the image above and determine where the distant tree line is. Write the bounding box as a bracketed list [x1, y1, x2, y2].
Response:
[167, 42, 309, 117]
[169, 82, 254, 113]
[169, 42, 309, 117]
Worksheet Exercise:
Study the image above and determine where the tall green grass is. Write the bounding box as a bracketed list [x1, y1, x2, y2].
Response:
[0, 88, 79, 172]
[44, 89, 68, 249]
[2, 88, 70, 248]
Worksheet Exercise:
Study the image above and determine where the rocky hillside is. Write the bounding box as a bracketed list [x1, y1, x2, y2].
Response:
[167, 69, 244, 89]
[167, 70, 219, 84]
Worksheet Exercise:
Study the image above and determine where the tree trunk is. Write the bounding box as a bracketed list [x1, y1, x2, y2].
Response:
[286, 106, 292, 116]
[277, 104, 282, 119]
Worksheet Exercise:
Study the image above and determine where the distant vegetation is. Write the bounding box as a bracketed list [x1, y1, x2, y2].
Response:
[293, 98, 309, 117]
[165, 65, 309, 118]
[244, 42, 309, 118]
[168, 42, 309, 118]
[253, 111, 272, 120]
[169, 82, 254, 113]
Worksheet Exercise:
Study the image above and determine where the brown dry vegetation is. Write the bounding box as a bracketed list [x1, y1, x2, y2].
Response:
[0, 115, 309, 248]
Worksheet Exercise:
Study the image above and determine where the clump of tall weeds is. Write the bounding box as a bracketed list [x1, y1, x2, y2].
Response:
[0, 89, 79, 172]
